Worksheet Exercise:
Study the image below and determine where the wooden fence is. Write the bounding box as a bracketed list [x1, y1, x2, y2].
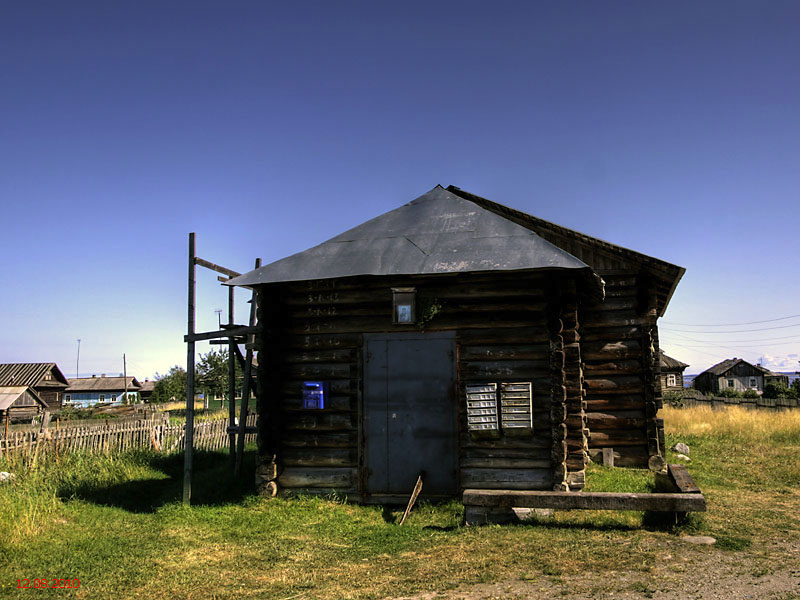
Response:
[679, 396, 799, 410]
[0, 414, 257, 456]
[9, 413, 167, 433]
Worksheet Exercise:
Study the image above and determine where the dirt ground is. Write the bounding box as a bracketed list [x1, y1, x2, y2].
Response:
[392, 538, 800, 600]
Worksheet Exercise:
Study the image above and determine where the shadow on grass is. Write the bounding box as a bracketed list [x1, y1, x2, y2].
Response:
[59, 450, 257, 513]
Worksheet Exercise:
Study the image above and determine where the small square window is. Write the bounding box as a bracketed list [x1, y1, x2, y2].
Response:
[749, 378, 757, 388]
[64, 395, 71, 402]
[666, 374, 676, 387]
[99, 394, 105, 401]
[727, 379, 734, 388]
[392, 288, 416, 324]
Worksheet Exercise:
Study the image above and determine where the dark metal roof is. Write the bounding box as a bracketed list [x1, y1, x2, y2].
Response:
[698, 358, 763, 377]
[226, 186, 600, 289]
[445, 186, 685, 317]
[0, 363, 69, 388]
[659, 351, 689, 370]
[65, 376, 142, 392]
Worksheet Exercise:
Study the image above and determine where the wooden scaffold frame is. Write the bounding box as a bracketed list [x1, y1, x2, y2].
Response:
[182, 232, 261, 504]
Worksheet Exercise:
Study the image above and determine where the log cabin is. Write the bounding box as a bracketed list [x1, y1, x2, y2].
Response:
[0, 363, 69, 412]
[659, 351, 689, 393]
[0, 386, 49, 423]
[225, 185, 685, 500]
[693, 358, 788, 394]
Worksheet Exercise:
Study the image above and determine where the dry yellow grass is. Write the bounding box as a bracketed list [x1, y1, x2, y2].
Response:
[662, 404, 800, 439]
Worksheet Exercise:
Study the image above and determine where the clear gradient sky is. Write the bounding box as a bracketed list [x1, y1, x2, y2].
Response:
[1, 1, 798, 379]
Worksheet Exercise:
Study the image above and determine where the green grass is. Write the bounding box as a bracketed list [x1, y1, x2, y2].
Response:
[1, 406, 798, 599]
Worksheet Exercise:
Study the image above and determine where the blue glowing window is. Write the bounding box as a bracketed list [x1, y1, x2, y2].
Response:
[302, 381, 327, 409]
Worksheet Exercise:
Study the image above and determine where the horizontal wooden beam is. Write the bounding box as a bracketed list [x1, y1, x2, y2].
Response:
[226, 426, 258, 435]
[184, 325, 260, 342]
[194, 257, 241, 279]
[463, 489, 706, 512]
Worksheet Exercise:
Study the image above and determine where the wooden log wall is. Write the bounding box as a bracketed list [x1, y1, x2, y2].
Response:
[254, 271, 580, 497]
[580, 272, 662, 468]
[559, 280, 588, 490]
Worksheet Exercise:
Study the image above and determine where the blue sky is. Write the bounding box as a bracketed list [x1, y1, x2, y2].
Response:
[1, 1, 798, 379]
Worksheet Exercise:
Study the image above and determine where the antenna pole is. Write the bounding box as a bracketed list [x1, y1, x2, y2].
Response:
[76, 339, 81, 379]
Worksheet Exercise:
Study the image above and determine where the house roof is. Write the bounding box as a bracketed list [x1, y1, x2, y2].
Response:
[753, 365, 787, 377]
[444, 186, 685, 316]
[0, 386, 48, 411]
[65, 376, 142, 393]
[659, 351, 689, 370]
[0, 363, 69, 388]
[698, 358, 759, 377]
[226, 186, 604, 297]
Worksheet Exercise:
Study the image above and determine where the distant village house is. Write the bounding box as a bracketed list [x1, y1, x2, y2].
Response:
[659, 351, 689, 392]
[138, 379, 156, 403]
[0, 363, 69, 412]
[64, 375, 141, 408]
[693, 358, 787, 394]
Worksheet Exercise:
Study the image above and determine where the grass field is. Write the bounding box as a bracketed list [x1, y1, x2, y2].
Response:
[1, 406, 798, 599]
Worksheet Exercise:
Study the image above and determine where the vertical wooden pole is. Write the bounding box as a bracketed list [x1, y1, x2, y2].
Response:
[183, 232, 196, 505]
[123, 353, 128, 404]
[227, 285, 236, 468]
[234, 258, 260, 477]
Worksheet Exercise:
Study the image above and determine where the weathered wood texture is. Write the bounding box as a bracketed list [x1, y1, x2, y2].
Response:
[254, 269, 662, 495]
[580, 273, 662, 467]
[654, 463, 702, 494]
[463, 488, 706, 512]
[0, 414, 254, 455]
[255, 271, 577, 496]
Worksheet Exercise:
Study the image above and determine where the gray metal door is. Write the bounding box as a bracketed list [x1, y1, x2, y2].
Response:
[363, 332, 458, 496]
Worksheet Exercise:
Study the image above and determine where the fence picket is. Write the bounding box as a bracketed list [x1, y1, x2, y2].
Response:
[0, 415, 257, 458]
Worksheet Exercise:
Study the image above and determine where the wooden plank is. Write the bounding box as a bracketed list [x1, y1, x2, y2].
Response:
[583, 361, 643, 376]
[463, 447, 551, 460]
[587, 430, 647, 446]
[463, 489, 706, 512]
[584, 377, 643, 392]
[278, 467, 356, 488]
[460, 360, 549, 378]
[283, 349, 357, 364]
[399, 475, 424, 526]
[460, 457, 552, 469]
[194, 257, 241, 278]
[281, 447, 357, 467]
[284, 412, 355, 432]
[668, 464, 701, 494]
[459, 344, 550, 361]
[284, 363, 354, 379]
[184, 325, 260, 342]
[282, 432, 355, 448]
[460, 468, 552, 488]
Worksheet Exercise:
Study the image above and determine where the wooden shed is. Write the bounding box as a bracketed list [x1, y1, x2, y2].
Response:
[0, 386, 49, 422]
[225, 186, 685, 500]
[0, 363, 69, 412]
